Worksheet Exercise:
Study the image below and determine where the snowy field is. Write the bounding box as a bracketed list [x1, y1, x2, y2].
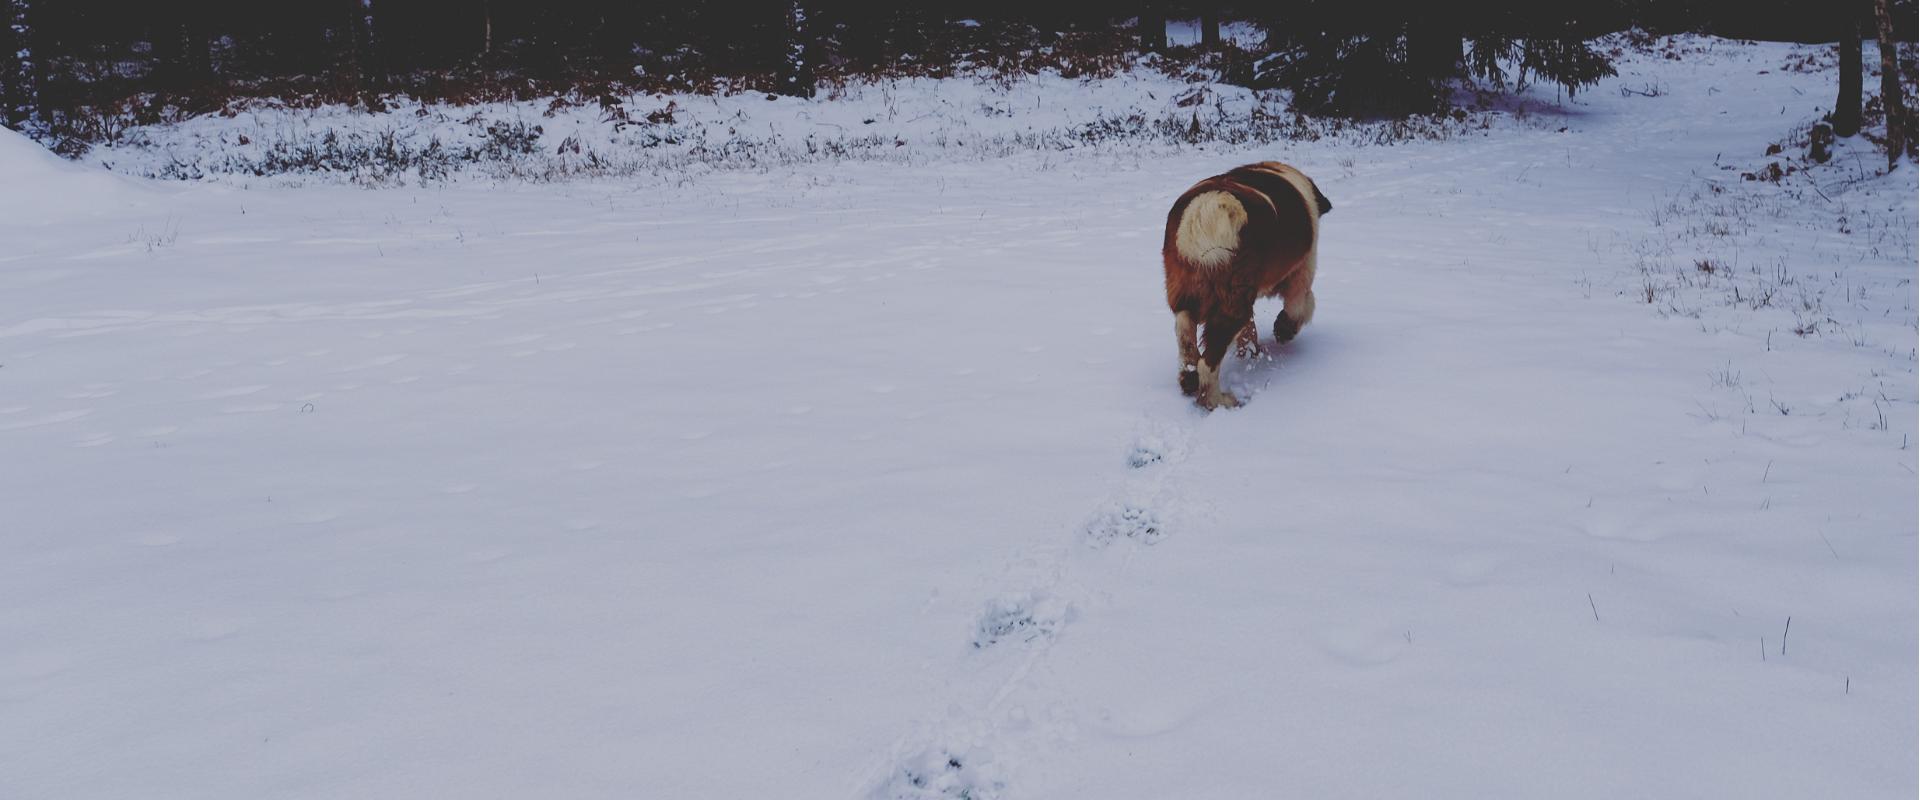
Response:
[2, 38, 1915, 799]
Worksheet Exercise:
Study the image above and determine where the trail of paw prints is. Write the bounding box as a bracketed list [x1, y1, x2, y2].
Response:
[1088, 413, 1194, 548]
[869, 415, 1200, 797]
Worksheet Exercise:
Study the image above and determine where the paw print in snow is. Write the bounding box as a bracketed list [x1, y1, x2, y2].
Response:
[1083, 502, 1165, 546]
[875, 748, 1005, 800]
[972, 592, 1070, 649]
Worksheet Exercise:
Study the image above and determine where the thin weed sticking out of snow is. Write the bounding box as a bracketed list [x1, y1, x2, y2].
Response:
[1618, 81, 1668, 98]
[1707, 362, 1743, 390]
[1640, 276, 1665, 305]
[129, 217, 180, 252]
[1613, 118, 1918, 441]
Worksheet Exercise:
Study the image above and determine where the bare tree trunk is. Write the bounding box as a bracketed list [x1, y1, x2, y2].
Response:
[1834, 3, 1863, 137]
[3, 0, 35, 130]
[1148, 5, 1168, 52]
[1200, 9, 1220, 49]
[1873, 0, 1909, 165]
[1139, 3, 1165, 53]
[482, 0, 492, 56]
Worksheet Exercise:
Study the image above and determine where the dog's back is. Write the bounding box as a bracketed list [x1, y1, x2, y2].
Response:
[1162, 162, 1324, 308]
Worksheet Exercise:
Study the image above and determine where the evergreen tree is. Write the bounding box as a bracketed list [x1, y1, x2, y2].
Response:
[3, 0, 35, 130]
[344, 0, 383, 97]
[778, 1, 815, 98]
[1254, 1, 1620, 115]
[154, 1, 213, 92]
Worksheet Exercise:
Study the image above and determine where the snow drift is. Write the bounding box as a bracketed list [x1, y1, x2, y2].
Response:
[0, 126, 153, 225]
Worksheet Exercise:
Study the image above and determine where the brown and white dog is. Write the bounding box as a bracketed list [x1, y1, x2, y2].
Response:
[1161, 161, 1331, 409]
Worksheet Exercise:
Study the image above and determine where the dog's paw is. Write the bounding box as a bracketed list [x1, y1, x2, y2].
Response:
[1178, 365, 1200, 396]
[1273, 313, 1301, 344]
[1197, 388, 1241, 410]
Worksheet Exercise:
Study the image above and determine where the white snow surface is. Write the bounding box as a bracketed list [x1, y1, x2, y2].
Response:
[2, 38, 1915, 799]
[0, 126, 157, 225]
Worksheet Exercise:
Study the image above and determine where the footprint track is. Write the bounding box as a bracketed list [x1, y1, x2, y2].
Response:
[869, 412, 1200, 797]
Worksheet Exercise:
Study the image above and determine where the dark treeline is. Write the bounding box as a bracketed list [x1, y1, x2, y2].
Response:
[2, 0, 1915, 131]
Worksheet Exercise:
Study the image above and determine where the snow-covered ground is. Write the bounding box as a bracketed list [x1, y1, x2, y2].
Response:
[2, 38, 1914, 799]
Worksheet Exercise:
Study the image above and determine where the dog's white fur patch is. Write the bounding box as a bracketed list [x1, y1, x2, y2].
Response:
[1175, 190, 1246, 268]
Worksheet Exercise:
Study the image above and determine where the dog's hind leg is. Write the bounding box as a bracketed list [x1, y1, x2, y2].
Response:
[1233, 320, 1263, 359]
[1273, 261, 1318, 344]
[1197, 313, 1250, 409]
[1175, 311, 1201, 396]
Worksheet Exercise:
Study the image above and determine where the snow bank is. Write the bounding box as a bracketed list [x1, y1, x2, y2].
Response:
[82, 69, 1503, 186]
[0, 125, 152, 225]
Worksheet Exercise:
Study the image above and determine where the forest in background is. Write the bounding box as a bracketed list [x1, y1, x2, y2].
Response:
[3, 1, 1915, 158]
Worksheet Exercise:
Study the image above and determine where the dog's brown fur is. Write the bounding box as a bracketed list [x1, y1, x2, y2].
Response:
[1162, 161, 1331, 408]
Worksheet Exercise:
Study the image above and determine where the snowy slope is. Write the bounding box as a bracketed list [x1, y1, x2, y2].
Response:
[0, 126, 159, 225]
[2, 38, 1914, 799]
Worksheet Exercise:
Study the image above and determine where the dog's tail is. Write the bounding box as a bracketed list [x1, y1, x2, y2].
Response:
[1173, 190, 1246, 269]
